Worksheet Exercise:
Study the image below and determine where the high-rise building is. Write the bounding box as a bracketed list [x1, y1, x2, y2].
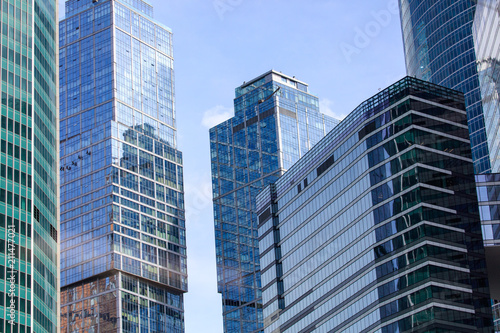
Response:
[210, 70, 338, 332]
[58, 0, 187, 332]
[399, 0, 500, 174]
[257, 77, 494, 332]
[494, 301, 500, 331]
[476, 172, 500, 327]
[474, 2, 500, 324]
[400, 0, 500, 323]
[473, 0, 500, 171]
[1, 0, 59, 332]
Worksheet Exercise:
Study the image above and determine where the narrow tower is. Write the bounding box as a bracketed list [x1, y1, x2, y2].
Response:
[1, 0, 59, 332]
[210, 70, 338, 332]
[59, 1, 187, 331]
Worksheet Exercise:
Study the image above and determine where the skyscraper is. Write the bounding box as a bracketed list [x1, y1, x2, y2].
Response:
[494, 301, 500, 331]
[1, 0, 59, 332]
[59, 0, 187, 332]
[210, 70, 338, 332]
[473, 0, 500, 172]
[399, 0, 500, 173]
[472, 3, 500, 324]
[257, 77, 494, 332]
[400, 0, 500, 323]
[475, 173, 500, 327]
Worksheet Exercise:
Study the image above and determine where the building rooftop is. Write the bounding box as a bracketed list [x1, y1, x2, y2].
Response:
[268, 76, 466, 200]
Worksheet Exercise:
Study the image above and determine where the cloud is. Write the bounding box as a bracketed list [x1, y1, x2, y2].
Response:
[201, 105, 233, 129]
[319, 98, 347, 121]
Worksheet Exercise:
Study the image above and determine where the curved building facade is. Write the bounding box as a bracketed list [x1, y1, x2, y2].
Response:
[399, 0, 492, 173]
[473, 0, 500, 172]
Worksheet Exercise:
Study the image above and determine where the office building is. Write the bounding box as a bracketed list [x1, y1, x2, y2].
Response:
[257, 77, 494, 332]
[59, 0, 187, 332]
[1, 0, 59, 332]
[494, 301, 500, 331]
[210, 70, 338, 332]
[476, 173, 500, 322]
[473, 0, 500, 171]
[471, 0, 500, 321]
[401, 0, 500, 322]
[476, 174, 500, 247]
[399, 0, 500, 173]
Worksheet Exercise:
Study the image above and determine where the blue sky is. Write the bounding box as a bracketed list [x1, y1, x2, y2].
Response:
[59, 1, 407, 332]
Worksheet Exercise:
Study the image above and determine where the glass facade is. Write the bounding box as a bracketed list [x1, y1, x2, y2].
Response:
[475, 172, 500, 326]
[59, 0, 187, 332]
[1, 0, 59, 332]
[257, 77, 494, 332]
[473, 1, 500, 324]
[476, 173, 500, 248]
[473, 0, 500, 171]
[210, 70, 338, 332]
[399, 0, 493, 173]
[494, 301, 500, 332]
[60, 272, 184, 332]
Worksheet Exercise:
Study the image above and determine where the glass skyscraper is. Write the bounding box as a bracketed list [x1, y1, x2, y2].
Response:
[400, 0, 500, 324]
[399, 0, 500, 174]
[257, 77, 494, 332]
[474, 2, 500, 324]
[494, 301, 500, 331]
[59, 0, 187, 332]
[476, 174, 500, 246]
[475, 173, 500, 325]
[473, 0, 500, 171]
[1, 0, 59, 332]
[210, 70, 338, 332]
